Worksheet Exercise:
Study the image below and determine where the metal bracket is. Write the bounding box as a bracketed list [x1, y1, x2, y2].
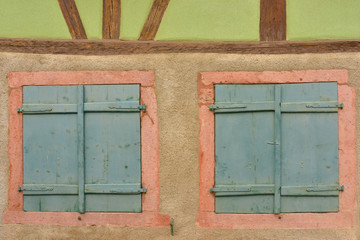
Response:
[306, 185, 344, 192]
[17, 108, 23, 113]
[170, 218, 174, 236]
[138, 104, 146, 112]
[209, 104, 247, 111]
[109, 188, 147, 194]
[210, 187, 251, 193]
[18, 186, 54, 192]
[305, 103, 344, 109]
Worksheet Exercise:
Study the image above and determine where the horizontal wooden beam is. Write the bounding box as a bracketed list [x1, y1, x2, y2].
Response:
[1, 38, 360, 55]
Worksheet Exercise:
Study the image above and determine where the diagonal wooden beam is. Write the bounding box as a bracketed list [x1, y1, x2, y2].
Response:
[139, 0, 170, 41]
[260, 0, 286, 41]
[102, 0, 121, 39]
[58, 0, 87, 39]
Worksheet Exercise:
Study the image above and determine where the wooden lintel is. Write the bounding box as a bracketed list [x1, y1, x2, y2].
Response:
[260, 0, 286, 41]
[139, 0, 170, 41]
[103, 0, 121, 39]
[1, 38, 360, 55]
[58, 0, 87, 40]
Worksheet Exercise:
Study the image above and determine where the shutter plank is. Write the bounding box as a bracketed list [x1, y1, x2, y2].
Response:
[23, 86, 79, 212]
[280, 82, 339, 212]
[214, 85, 275, 213]
[84, 85, 142, 212]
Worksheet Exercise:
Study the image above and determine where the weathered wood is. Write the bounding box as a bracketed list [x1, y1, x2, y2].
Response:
[103, 0, 121, 39]
[58, 0, 87, 39]
[260, 0, 286, 41]
[139, 0, 170, 40]
[1, 38, 360, 55]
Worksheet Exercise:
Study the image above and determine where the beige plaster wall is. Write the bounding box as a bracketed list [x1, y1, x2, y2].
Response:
[0, 52, 359, 240]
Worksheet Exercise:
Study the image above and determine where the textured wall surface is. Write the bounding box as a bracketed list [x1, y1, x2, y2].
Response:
[0, 52, 359, 240]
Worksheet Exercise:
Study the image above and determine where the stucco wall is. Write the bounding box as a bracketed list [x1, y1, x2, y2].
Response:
[0, 52, 359, 240]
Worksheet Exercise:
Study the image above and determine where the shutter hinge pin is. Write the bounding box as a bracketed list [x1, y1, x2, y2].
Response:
[338, 103, 344, 109]
[209, 105, 217, 111]
[138, 104, 146, 113]
[17, 108, 23, 113]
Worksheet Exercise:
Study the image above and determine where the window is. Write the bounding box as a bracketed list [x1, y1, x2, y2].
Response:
[5, 71, 169, 226]
[212, 82, 341, 214]
[197, 70, 356, 228]
[20, 84, 144, 213]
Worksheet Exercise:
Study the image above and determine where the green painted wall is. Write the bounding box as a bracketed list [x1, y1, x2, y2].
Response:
[121, 0, 153, 40]
[0, 0, 71, 39]
[155, 0, 260, 41]
[287, 0, 360, 40]
[75, 0, 102, 40]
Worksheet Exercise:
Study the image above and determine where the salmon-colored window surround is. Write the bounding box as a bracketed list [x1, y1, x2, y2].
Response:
[196, 70, 356, 228]
[4, 71, 170, 226]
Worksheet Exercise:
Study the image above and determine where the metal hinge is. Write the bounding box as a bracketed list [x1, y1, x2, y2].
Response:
[17, 107, 53, 113]
[109, 188, 147, 194]
[209, 104, 246, 111]
[306, 185, 344, 192]
[18, 186, 54, 192]
[305, 103, 344, 109]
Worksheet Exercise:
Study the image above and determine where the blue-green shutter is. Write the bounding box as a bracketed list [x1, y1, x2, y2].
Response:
[212, 82, 341, 213]
[23, 86, 79, 212]
[84, 85, 143, 212]
[22, 84, 143, 212]
[280, 82, 340, 212]
[212, 84, 276, 213]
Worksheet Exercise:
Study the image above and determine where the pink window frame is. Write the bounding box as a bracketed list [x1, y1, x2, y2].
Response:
[4, 71, 170, 226]
[196, 70, 356, 228]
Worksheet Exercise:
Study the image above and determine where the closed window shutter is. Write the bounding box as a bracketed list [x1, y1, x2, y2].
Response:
[23, 86, 79, 212]
[84, 85, 143, 212]
[280, 82, 339, 212]
[22, 84, 143, 212]
[212, 83, 340, 213]
[213, 84, 276, 213]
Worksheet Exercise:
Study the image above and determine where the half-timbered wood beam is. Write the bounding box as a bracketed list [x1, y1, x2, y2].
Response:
[1, 38, 360, 55]
[260, 0, 286, 41]
[58, 0, 87, 39]
[102, 0, 121, 39]
[139, 0, 170, 41]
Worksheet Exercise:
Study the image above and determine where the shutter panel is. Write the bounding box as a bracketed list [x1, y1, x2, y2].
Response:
[84, 85, 143, 212]
[22, 86, 79, 212]
[213, 85, 275, 213]
[280, 82, 340, 212]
